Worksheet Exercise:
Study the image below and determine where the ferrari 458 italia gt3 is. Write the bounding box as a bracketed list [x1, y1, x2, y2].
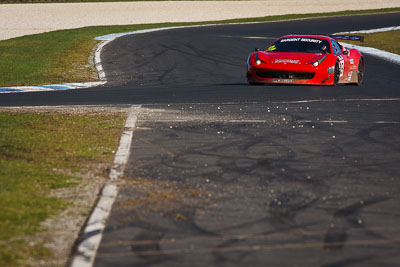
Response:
[247, 35, 364, 86]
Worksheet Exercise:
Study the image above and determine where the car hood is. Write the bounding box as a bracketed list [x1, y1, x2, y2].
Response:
[258, 51, 326, 65]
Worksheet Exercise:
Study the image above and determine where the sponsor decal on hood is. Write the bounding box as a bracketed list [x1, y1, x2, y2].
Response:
[274, 59, 300, 64]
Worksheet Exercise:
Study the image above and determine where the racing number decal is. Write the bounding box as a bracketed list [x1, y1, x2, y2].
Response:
[338, 55, 345, 77]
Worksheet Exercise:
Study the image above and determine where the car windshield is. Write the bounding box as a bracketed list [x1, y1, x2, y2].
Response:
[267, 37, 331, 53]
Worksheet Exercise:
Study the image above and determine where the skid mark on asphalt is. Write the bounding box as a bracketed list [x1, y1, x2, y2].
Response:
[219, 35, 277, 40]
[95, 101, 400, 266]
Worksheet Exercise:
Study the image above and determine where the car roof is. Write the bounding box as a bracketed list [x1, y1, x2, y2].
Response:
[278, 35, 332, 41]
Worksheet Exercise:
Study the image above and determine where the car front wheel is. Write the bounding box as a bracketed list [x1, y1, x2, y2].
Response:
[333, 61, 340, 86]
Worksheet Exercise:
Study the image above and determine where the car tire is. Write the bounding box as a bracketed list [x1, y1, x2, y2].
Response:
[333, 60, 340, 86]
[356, 58, 364, 86]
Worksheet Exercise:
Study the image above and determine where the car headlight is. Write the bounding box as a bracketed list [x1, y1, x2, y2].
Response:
[254, 53, 266, 65]
[308, 55, 327, 67]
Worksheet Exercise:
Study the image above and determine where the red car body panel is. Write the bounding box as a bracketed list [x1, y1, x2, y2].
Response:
[247, 35, 364, 85]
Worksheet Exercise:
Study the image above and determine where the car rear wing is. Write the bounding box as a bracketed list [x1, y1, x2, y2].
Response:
[330, 35, 364, 42]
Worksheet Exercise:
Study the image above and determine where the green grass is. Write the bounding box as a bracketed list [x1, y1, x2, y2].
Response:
[0, 111, 125, 266]
[0, 8, 399, 87]
[343, 29, 400, 55]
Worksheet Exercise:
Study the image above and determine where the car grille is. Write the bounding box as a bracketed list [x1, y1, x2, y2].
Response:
[256, 70, 315, 80]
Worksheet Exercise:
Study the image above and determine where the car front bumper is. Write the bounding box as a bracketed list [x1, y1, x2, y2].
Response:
[247, 64, 334, 85]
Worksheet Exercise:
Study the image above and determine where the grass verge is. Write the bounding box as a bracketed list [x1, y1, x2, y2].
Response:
[342, 29, 400, 55]
[0, 109, 126, 266]
[0, 8, 399, 87]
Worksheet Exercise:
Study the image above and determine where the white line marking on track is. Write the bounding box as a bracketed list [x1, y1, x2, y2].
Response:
[0, 81, 106, 94]
[109, 114, 137, 180]
[334, 26, 400, 66]
[298, 120, 348, 123]
[141, 119, 269, 123]
[152, 98, 400, 106]
[375, 121, 400, 124]
[298, 120, 400, 124]
[336, 26, 400, 34]
[281, 98, 400, 104]
[94, 41, 109, 81]
[280, 99, 337, 104]
[343, 98, 400, 102]
[70, 105, 139, 267]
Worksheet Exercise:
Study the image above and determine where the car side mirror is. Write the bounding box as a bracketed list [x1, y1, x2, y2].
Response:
[255, 48, 260, 52]
[342, 50, 349, 55]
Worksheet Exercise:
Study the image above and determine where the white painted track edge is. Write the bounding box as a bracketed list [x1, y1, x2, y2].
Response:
[69, 105, 138, 267]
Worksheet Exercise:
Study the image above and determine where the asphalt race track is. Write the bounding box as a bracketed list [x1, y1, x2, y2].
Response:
[0, 13, 400, 105]
[2, 12, 400, 267]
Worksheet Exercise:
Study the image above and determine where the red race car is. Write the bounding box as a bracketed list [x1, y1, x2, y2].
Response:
[247, 35, 364, 86]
